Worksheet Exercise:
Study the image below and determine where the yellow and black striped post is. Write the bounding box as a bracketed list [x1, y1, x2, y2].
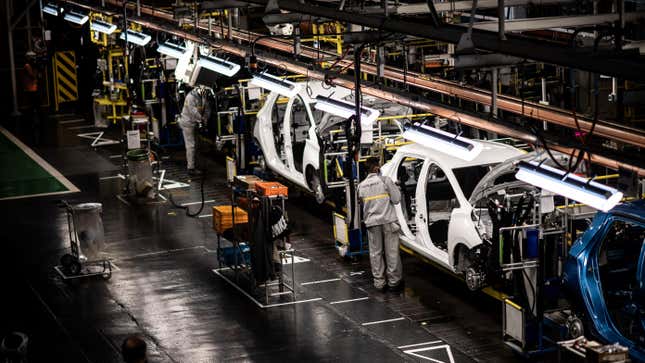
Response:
[52, 51, 79, 111]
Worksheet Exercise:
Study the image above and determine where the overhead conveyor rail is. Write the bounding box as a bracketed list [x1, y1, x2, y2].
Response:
[62, 0, 645, 177]
[67, 0, 645, 152]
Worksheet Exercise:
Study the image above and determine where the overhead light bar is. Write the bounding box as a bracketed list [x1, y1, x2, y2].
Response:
[157, 41, 189, 59]
[314, 95, 380, 124]
[90, 19, 117, 35]
[42, 3, 59, 16]
[515, 160, 623, 212]
[402, 122, 483, 161]
[249, 72, 301, 97]
[197, 55, 241, 77]
[63, 10, 89, 25]
[120, 29, 151, 46]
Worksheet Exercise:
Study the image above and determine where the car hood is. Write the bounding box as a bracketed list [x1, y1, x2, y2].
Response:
[467, 150, 575, 205]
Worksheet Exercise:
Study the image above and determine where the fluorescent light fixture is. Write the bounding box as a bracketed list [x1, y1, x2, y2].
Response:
[157, 41, 189, 59]
[249, 72, 301, 97]
[314, 95, 380, 124]
[42, 3, 59, 16]
[63, 10, 89, 25]
[515, 160, 623, 212]
[402, 122, 483, 161]
[120, 29, 151, 46]
[90, 19, 117, 35]
[197, 55, 240, 77]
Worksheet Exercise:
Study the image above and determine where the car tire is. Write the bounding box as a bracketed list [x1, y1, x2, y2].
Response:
[310, 174, 325, 204]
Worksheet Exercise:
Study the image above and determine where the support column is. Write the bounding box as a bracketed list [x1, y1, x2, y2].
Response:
[7, 0, 21, 117]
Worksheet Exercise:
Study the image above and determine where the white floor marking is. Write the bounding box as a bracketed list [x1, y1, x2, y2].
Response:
[123, 246, 206, 260]
[329, 297, 369, 305]
[198, 214, 212, 218]
[280, 255, 310, 265]
[301, 278, 341, 286]
[403, 344, 455, 363]
[108, 154, 122, 159]
[182, 200, 215, 206]
[263, 298, 322, 308]
[77, 131, 119, 147]
[350, 271, 365, 276]
[361, 317, 406, 326]
[99, 174, 126, 181]
[397, 341, 443, 349]
[0, 127, 79, 201]
[213, 269, 322, 309]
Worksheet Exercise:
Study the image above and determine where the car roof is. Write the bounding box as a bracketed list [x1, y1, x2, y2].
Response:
[396, 140, 524, 168]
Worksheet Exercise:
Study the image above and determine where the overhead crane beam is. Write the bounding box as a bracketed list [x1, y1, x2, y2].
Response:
[66, 1, 645, 176]
[70, 0, 645, 151]
[238, 0, 645, 82]
[398, 0, 574, 14]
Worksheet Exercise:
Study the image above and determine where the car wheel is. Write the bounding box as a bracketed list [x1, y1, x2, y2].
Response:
[465, 267, 485, 291]
[311, 174, 325, 204]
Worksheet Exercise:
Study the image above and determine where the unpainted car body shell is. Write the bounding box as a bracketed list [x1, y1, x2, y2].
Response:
[380, 141, 525, 271]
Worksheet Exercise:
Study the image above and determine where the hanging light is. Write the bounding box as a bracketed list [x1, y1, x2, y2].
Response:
[314, 95, 379, 124]
[515, 160, 623, 212]
[157, 41, 189, 59]
[120, 29, 151, 46]
[249, 72, 300, 97]
[197, 55, 241, 77]
[402, 122, 483, 161]
[63, 10, 89, 25]
[90, 19, 117, 35]
[42, 3, 59, 16]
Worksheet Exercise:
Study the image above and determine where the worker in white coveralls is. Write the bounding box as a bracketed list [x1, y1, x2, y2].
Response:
[179, 87, 211, 176]
[358, 157, 403, 292]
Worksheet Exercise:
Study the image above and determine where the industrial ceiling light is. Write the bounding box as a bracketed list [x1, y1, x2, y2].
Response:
[249, 72, 301, 97]
[314, 95, 379, 124]
[63, 10, 89, 25]
[120, 29, 151, 46]
[515, 160, 623, 212]
[157, 41, 189, 59]
[197, 55, 241, 77]
[42, 3, 59, 16]
[402, 122, 483, 161]
[90, 19, 117, 35]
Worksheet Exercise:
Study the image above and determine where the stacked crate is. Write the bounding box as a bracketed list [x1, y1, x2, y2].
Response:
[212, 206, 248, 234]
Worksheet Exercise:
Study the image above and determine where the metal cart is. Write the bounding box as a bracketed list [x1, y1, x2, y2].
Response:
[54, 201, 112, 280]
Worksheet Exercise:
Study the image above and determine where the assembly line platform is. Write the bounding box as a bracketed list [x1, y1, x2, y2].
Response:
[0, 116, 528, 362]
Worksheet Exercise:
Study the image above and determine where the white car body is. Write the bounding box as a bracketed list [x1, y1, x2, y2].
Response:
[380, 141, 525, 273]
[253, 81, 409, 199]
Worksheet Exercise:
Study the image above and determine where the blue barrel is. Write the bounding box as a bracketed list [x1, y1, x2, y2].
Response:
[526, 229, 539, 259]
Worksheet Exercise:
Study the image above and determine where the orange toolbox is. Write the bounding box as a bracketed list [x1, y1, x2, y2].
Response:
[212, 205, 248, 234]
[254, 181, 288, 197]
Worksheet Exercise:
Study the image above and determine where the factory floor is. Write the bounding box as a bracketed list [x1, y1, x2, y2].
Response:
[0, 114, 525, 362]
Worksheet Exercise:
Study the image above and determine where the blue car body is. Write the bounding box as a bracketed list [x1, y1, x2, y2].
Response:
[564, 200, 645, 362]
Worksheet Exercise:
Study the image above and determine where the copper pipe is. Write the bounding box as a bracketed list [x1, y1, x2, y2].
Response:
[97, 0, 645, 148]
[75, 0, 645, 176]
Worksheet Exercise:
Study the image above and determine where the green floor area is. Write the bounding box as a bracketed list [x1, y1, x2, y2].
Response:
[0, 128, 76, 200]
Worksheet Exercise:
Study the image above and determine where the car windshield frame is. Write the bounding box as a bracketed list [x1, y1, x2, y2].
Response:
[452, 163, 499, 201]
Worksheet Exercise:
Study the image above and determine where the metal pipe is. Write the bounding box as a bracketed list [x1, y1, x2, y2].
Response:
[498, 0, 506, 41]
[237, 0, 645, 81]
[26, 5, 33, 51]
[74, 0, 645, 149]
[7, 0, 20, 116]
[491, 68, 498, 118]
[72, 0, 645, 176]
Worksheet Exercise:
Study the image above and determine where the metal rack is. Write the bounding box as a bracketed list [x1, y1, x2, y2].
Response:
[215, 186, 296, 305]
